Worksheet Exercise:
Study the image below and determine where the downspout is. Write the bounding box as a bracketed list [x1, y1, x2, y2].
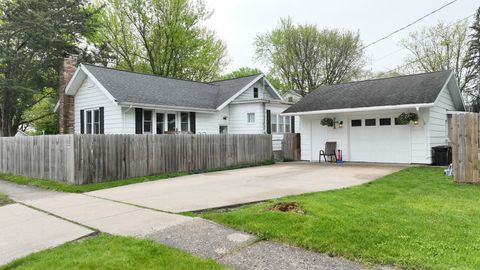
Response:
[123, 105, 133, 133]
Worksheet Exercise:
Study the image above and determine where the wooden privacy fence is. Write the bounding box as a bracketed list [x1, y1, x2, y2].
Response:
[450, 113, 480, 183]
[281, 133, 301, 161]
[0, 134, 273, 184]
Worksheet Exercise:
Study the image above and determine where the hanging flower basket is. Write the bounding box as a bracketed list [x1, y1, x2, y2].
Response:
[397, 112, 418, 125]
[321, 118, 334, 127]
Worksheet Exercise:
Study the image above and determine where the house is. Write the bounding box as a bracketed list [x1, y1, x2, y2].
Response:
[282, 70, 465, 164]
[282, 90, 303, 103]
[57, 57, 297, 150]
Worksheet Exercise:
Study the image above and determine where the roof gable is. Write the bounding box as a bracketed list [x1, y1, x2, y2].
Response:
[284, 70, 455, 114]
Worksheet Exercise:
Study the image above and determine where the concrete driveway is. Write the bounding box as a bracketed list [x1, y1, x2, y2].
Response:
[88, 162, 405, 213]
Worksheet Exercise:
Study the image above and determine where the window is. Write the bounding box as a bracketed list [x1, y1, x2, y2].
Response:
[285, 116, 291, 133]
[86, 111, 92, 134]
[278, 115, 285, 133]
[143, 110, 152, 133]
[156, 113, 164, 134]
[271, 113, 278, 132]
[247, 113, 255, 123]
[351, 119, 362, 127]
[181, 112, 189, 132]
[85, 109, 100, 134]
[219, 125, 228, 134]
[93, 110, 100, 134]
[365, 118, 376, 126]
[167, 114, 176, 131]
[379, 118, 391, 126]
[394, 118, 408, 125]
[253, 88, 259, 98]
[288, 97, 293, 102]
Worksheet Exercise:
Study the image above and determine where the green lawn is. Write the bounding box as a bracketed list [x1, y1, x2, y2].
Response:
[0, 192, 12, 206]
[1, 234, 226, 270]
[201, 167, 480, 270]
[0, 172, 189, 193]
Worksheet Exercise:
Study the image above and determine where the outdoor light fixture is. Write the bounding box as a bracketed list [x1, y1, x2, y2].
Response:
[338, 121, 343, 128]
[332, 118, 343, 129]
[413, 120, 419, 125]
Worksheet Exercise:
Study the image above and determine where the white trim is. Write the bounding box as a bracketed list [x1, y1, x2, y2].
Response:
[53, 100, 60, 113]
[118, 102, 217, 113]
[216, 74, 264, 111]
[446, 111, 469, 115]
[263, 77, 284, 101]
[63, 67, 83, 95]
[78, 65, 118, 105]
[281, 103, 434, 116]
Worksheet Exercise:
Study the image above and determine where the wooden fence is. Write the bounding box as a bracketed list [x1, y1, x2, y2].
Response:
[281, 133, 301, 161]
[450, 113, 480, 183]
[0, 134, 273, 184]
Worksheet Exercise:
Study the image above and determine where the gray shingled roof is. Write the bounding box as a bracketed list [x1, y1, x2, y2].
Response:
[82, 64, 263, 109]
[283, 70, 453, 114]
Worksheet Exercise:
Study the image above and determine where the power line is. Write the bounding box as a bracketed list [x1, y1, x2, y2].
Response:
[363, 0, 460, 49]
[373, 13, 474, 73]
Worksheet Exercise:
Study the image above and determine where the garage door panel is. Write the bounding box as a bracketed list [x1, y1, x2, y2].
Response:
[350, 125, 411, 163]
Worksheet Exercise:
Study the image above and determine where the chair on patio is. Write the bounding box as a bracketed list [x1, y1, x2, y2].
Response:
[319, 142, 337, 163]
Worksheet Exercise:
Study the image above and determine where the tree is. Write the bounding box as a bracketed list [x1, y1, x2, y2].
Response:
[400, 20, 473, 92]
[0, 0, 98, 136]
[254, 17, 365, 96]
[218, 67, 262, 80]
[465, 7, 480, 112]
[98, 0, 228, 81]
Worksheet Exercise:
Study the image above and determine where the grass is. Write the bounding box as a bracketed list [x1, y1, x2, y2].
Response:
[0, 172, 189, 193]
[0, 192, 12, 206]
[201, 167, 480, 270]
[0, 234, 227, 270]
[0, 159, 275, 193]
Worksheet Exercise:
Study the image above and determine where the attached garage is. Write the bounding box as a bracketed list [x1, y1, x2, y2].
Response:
[282, 70, 465, 164]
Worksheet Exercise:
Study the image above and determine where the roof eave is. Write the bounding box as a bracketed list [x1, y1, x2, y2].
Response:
[281, 103, 435, 116]
[118, 102, 217, 113]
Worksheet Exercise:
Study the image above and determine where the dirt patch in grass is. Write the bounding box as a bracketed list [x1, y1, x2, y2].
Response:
[267, 202, 305, 214]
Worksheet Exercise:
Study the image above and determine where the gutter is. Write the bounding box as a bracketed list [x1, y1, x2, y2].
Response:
[118, 102, 217, 113]
[281, 103, 435, 116]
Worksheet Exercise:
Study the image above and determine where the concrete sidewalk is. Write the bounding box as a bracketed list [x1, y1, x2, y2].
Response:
[87, 162, 404, 213]
[0, 203, 93, 265]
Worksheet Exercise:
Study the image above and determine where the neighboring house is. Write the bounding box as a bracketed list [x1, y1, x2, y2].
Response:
[282, 70, 465, 164]
[57, 58, 297, 150]
[282, 90, 303, 103]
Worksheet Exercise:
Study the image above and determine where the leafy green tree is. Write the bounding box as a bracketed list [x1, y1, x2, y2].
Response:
[218, 67, 262, 80]
[401, 20, 473, 92]
[98, 0, 228, 81]
[465, 7, 480, 111]
[255, 17, 365, 96]
[0, 0, 98, 136]
[21, 88, 58, 135]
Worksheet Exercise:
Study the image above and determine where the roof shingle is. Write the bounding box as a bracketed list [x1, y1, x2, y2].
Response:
[283, 70, 453, 114]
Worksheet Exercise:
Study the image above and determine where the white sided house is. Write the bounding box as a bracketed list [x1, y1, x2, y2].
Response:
[60, 63, 297, 149]
[282, 70, 465, 164]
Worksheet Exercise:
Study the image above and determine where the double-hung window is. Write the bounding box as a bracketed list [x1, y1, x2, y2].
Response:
[167, 114, 176, 131]
[278, 115, 285, 133]
[85, 109, 100, 134]
[247, 113, 255, 123]
[156, 113, 164, 134]
[253, 88, 259, 98]
[180, 112, 189, 132]
[285, 116, 291, 133]
[143, 110, 152, 133]
[271, 113, 278, 132]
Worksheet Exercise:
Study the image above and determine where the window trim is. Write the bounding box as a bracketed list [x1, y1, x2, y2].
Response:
[85, 109, 100, 134]
[167, 113, 176, 132]
[180, 112, 189, 132]
[156, 113, 165, 134]
[271, 113, 278, 132]
[143, 110, 153, 134]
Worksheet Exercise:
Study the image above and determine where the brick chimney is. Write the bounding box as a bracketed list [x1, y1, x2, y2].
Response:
[58, 54, 77, 134]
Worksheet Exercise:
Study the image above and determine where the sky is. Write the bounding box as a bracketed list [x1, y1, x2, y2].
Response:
[203, 0, 479, 74]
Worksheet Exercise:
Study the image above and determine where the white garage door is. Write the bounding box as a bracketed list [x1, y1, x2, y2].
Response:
[349, 118, 411, 163]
